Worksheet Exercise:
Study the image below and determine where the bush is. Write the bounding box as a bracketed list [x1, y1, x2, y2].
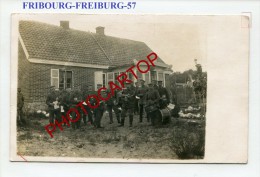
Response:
[171, 123, 205, 159]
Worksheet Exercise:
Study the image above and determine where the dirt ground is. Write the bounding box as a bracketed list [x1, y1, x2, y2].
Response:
[17, 112, 180, 160]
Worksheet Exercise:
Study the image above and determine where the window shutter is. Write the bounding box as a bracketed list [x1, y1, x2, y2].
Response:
[51, 69, 59, 89]
[94, 71, 103, 91]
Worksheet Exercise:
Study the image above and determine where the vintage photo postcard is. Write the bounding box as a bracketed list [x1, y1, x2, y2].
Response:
[10, 14, 249, 163]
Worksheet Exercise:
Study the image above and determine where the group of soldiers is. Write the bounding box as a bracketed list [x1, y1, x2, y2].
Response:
[17, 79, 170, 129]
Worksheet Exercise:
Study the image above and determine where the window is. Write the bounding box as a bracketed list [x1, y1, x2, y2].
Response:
[102, 73, 107, 87]
[158, 72, 164, 82]
[51, 69, 72, 90]
[114, 72, 119, 85]
[58, 70, 73, 89]
[128, 72, 133, 81]
[137, 71, 143, 80]
[107, 72, 114, 84]
[144, 71, 150, 83]
[151, 71, 157, 81]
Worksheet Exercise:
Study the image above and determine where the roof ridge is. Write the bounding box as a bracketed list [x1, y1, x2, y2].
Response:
[89, 32, 113, 65]
[20, 20, 146, 44]
[19, 20, 168, 68]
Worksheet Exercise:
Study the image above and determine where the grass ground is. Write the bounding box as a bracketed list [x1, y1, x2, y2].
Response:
[17, 112, 205, 160]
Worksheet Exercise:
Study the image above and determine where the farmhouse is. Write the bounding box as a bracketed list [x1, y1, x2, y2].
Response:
[18, 20, 172, 110]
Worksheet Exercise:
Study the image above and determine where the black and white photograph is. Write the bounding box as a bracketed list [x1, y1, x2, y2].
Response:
[10, 14, 248, 163]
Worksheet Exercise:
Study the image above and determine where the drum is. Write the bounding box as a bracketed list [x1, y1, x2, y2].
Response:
[159, 108, 171, 122]
[145, 105, 158, 113]
[159, 104, 176, 123]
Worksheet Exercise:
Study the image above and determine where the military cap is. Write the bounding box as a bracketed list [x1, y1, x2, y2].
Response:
[148, 83, 153, 86]
[158, 80, 163, 83]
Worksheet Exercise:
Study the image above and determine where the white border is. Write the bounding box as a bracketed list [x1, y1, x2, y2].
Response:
[1, 0, 260, 177]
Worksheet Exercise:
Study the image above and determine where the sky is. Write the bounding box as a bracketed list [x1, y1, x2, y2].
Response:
[17, 14, 208, 72]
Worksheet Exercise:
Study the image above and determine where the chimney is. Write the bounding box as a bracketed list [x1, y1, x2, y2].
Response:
[60, 21, 69, 29]
[96, 26, 105, 35]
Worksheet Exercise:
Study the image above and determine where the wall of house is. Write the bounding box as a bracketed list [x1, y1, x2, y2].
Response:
[109, 65, 172, 87]
[18, 41, 31, 104]
[27, 63, 105, 112]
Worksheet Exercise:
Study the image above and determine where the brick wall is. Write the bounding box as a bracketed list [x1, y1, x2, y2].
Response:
[28, 63, 105, 110]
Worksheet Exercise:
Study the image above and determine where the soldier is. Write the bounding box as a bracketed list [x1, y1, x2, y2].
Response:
[60, 88, 71, 125]
[119, 82, 135, 127]
[94, 90, 106, 128]
[136, 79, 148, 122]
[157, 81, 170, 109]
[17, 88, 25, 126]
[81, 84, 89, 126]
[144, 83, 161, 126]
[70, 86, 82, 129]
[84, 84, 96, 125]
[152, 80, 159, 90]
[133, 82, 139, 115]
[106, 88, 121, 124]
[46, 86, 60, 124]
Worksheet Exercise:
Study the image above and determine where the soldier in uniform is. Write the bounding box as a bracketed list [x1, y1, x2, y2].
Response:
[136, 79, 148, 122]
[17, 88, 25, 126]
[119, 82, 135, 127]
[144, 83, 161, 126]
[60, 87, 71, 126]
[106, 88, 121, 124]
[84, 84, 96, 125]
[133, 82, 139, 115]
[157, 81, 170, 109]
[94, 90, 106, 128]
[81, 84, 89, 126]
[152, 80, 159, 90]
[70, 86, 82, 129]
[46, 86, 60, 124]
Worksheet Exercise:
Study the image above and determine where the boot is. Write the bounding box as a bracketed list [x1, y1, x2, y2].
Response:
[117, 116, 121, 124]
[129, 115, 133, 127]
[139, 116, 143, 123]
[118, 118, 124, 127]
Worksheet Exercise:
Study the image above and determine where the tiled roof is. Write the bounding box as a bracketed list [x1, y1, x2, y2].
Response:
[19, 21, 166, 67]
